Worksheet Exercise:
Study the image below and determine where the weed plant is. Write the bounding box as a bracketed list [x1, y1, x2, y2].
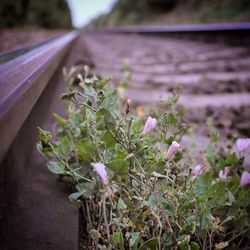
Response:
[37, 66, 250, 249]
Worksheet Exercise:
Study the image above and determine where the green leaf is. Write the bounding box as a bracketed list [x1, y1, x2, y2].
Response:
[85, 108, 95, 123]
[138, 237, 158, 250]
[206, 145, 215, 165]
[76, 139, 96, 161]
[167, 113, 177, 125]
[116, 145, 127, 159]
[227, 191, 235, 205]
[111, 231, 125, 250]
[190, 241, 200, 250]
[101, 88, 117, 112]
[162, 232, 173, 246]
[97, 108, 116, 130]
[131, 118, 143, 134]
[101, 131, 116, 146]
[143, 196, 155, 208]
[164, 136, 176, 145]
[71, 112, 82, 126]
[225, 153, 241, 166]
[117, 198, 127, 210]
[83, 84, 97, 99]
[194, 173, 212, 197]
[166, 92, 179, 106]
[61, 136, 71, 156]
[60, 89, 77, 100]
[106, 159, 129, 175]
[52, 113, 67, 126]
[207, 182, 226, 208]
[47, 161, 65, 174]
[180, 222, 196, 235]
[96, 78, 111, 89]
[37, 142, 53, 159]
[211, 132, 220, 143]
[68, 192, 82, 202]
[177, 235, 190, 250]
[75, 182, 95, 199]
[89, 229, 101, 240]
[129, 232, 139, 248]
[201, 209, 213, 230]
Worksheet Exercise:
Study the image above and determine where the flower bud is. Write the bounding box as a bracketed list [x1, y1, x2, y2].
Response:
[92, 163, 108, 184]
[192, 164, 205, 177]
[219, 167, 229, 180]
[166, 141, 180, 159]
[142, 116, 157, 134]
[125, 98, 132, 115]
[236, 138, 250, 152]
[240, 171, 250, 186]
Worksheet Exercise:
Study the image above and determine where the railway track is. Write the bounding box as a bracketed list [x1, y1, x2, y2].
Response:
[0, 23, 250, 249]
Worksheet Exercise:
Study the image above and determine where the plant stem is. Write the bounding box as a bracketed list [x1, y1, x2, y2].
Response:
[102, 197, 110, 242]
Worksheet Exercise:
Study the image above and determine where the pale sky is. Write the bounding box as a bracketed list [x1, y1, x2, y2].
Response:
[67, 0, 116, 28]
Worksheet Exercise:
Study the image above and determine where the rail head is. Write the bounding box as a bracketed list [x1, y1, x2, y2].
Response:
[100, 22, 250, 34]
[0, 31, 79, 162]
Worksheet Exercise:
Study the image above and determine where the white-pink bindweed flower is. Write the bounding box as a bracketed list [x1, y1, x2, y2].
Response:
[92, 163, 108, 184]
[142, 116, 157, 134]
[166, 141, 180, 159]
[219, 167, 230, 180]
[236, 138, 250, 152]
[240, 171, 250, 187]
[192, 164, 205, 177]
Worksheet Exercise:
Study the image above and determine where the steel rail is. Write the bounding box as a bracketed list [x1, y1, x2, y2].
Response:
[102, 22, 250, 34]
[0, 33, 62, 64]
[0, 31, 79, 162]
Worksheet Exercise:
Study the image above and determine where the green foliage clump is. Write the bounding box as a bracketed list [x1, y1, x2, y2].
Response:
[37, 66, 250, 249]
[0, 0, 71, 29]
[90, 0, 250, 27]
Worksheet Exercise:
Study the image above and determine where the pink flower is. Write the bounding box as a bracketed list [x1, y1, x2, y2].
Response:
[92, 163, 108, 184]
[166, 141, 180, 159]
[236, 138, 250, 152]
[105, 185, 119, 197]
[192, 164, 205, 177]
[219, 167, 230, 180]
[142, 116, 157, 134]
[240, 171, 250, 186]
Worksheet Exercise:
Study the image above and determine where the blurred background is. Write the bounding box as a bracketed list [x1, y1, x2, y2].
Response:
[0, 0, 250, 30]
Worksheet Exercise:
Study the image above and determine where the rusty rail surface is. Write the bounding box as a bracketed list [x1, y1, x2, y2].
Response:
[0, 31, 79, 163]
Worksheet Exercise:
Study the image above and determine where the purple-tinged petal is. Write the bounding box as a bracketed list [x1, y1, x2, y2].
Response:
[105, 185, 119, 197]
[192, 164, 205, 177]
[240, 171, 250, 186]
[92, 163, 108, 184]
[219, 167, 230, 180]
[166, 141, 180, 159]
[142, 116, 157, 134]
[236, 138, 250, 152]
